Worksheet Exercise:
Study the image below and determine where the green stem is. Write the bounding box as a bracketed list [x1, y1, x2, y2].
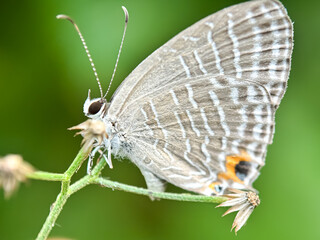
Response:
[68, 159, 106, 195]
[33, 147, 227, 239]
[93, 177, 227, 204]
[64, 148, 89, 177]
[35, 182, 69, 240]
[27, 171, 66, 181]
[35, 147, 91, 240]
[91, 158, 107, 176]
[68, 175, 92, 195]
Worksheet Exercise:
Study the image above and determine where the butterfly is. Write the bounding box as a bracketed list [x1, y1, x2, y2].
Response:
[66, 0, 293, 198]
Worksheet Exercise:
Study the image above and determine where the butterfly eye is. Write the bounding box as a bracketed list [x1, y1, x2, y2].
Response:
[88, 101, 103, 115]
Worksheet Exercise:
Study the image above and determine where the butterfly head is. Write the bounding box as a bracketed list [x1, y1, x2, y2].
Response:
[57, 9, 128, 122]
[83, 89, 108, 119]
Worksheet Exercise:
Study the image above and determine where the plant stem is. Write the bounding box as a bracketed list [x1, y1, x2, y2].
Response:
[36, 182, 68, 240]
[93, 177, 227, 204]
[91, 158, 107, 176]
[68, 157, 226, 202]
[27, 171, 66, 181]
[33, 147, 227, 239]
[64, 148, 90, 177]
[35, 147, 91, 240]
[68, 159, 106, 195]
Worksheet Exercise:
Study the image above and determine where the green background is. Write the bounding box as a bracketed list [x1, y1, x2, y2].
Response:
[0, 0, 319, 239]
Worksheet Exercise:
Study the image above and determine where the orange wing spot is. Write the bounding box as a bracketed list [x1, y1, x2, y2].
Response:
[218, 150, 251, 184]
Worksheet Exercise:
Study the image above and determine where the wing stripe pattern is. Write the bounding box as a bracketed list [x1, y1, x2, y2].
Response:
[107, 0, 293, 195]
[149, 100, 168, 139]
[200, 108, 215, 136]
[179, 55, 191, 78]
[169, 89, 180, 105]
[207, 30, 225, 75]
[174, 111, 187, 138]
[208, 90, 230, 137]
[185, 84, 198, 109]
[186, 110, 201, 137]
[140, 108, 154, 136]
[230, 87, 240, 105]
[193, 50, 208, 74]
[227, 13, 242, 78]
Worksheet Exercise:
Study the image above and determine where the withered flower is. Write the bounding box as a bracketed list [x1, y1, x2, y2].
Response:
[217, 188, 260, 233]
[69, 119, 108, 151]
[0, 154, 34, 199]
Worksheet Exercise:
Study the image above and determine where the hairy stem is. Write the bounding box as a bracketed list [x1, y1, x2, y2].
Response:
[64, 148, 90, 177]
[27, 171, 66, 181]
[36, 182, 69, 240]
[35, 147, 91, 240]
[68, 159, 106, 195]
[93, 177, 227, 204]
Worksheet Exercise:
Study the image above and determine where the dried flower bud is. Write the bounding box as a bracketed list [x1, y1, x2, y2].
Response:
[68, 119, 108, 151]
[217, 188, 260, 233]
[0, 154, 34, 199]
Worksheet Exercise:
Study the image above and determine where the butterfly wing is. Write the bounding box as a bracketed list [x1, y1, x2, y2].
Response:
[107, 0, 293, 194]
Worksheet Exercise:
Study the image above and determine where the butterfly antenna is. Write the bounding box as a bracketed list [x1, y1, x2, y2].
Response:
[104, 6, 129, 98]
[56, 14, 104, 99]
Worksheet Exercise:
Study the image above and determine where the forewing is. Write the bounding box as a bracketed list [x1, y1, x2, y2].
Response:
[108, 0, 293, 118]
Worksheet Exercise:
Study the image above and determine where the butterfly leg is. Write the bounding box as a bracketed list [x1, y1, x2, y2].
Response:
[139, 168, 166, 200]
[87, 146, 101, 174]
[96, 143, 113, 169]
[87, 146, 113, 174]
[98, 149, 113, 169]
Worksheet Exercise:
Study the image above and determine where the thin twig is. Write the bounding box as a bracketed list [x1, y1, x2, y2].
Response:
[35, 182, 69, 240]
[27, 171, 66, 181]
[64, 148, 90, 177]
[68, 159, 106, 195]
[93, 177, 227, 204]
[35, 147, 91, 240]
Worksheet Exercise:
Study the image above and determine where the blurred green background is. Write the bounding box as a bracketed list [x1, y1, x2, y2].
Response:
[0, 0, 319, 239]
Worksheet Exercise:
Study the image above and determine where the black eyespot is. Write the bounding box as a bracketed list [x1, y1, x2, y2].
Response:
[235, 161, 251, 181]
[88, 101, 103, 115]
